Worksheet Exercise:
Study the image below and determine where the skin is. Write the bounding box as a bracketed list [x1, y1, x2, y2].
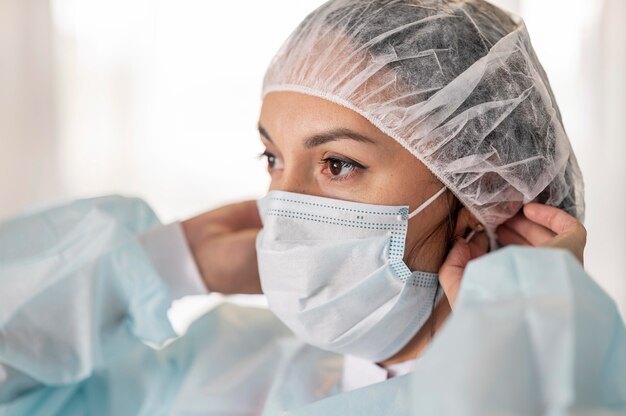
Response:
[182, 90, 587, 366]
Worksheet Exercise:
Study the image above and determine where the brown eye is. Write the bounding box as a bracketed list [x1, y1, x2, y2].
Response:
[319, 156, 367, 182]
[329, 159, 344, 176]
[259, 150, 283, 171]
[266, 154, 276, 168]
[320, 157, 362, 180]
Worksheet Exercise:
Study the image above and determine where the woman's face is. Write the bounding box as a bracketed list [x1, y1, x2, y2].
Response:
[258, 91, 455, 272]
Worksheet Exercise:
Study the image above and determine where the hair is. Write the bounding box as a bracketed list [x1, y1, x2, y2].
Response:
[432, 190, 462, 337]
[405, 185, 462, 338]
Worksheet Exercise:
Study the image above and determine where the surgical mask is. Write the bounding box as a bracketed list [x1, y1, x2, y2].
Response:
[255, 187, 447, 362]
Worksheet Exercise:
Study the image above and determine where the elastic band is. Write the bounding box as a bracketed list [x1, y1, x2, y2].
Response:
[408, 186, 447, 219]
[464, 229, 477, 243]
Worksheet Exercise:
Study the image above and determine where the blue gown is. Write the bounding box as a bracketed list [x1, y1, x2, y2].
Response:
[1, 196, 625, 415]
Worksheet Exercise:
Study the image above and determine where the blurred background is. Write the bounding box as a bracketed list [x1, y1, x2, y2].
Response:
[1, 0, 625, 318]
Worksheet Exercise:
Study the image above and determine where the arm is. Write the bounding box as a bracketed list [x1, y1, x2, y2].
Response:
[0, 196, 178, 394]
[181, 200, 263, 294]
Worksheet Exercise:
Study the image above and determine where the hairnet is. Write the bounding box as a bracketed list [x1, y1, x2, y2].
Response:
[261, 0, 584, 243]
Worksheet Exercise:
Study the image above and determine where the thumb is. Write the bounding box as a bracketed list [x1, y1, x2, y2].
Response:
[438, 236, 472, 307]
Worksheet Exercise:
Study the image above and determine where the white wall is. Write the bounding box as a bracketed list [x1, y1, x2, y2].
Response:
[0, 0, 61, 219]
[516, 0, 626, 316]
[1, 0, 624, 315]
[48, 0, 325, 222]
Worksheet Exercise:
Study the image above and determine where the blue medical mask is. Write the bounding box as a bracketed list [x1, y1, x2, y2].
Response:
[255, 187, 447, 362]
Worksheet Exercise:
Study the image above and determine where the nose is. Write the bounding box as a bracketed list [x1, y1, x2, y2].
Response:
[268, 163, 317, 195]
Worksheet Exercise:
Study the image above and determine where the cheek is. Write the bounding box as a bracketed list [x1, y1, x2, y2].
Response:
[401, 215, 451, 272]
[265, 157, 324, 195]
[404, 224, 423, 251]
[267, 170, 292, 194]
[357, 169, 420, 206]
[375, 152, 430, 202]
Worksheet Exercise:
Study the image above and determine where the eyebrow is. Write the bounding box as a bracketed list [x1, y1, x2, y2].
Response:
[258, 125, 274, 143]
[258, 124, 376, 148]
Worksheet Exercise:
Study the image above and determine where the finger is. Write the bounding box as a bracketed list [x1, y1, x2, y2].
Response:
[442, 237, 472, 271]
[543, 231, 586, 265]
[523, 203, 579, 235]
[439, 237, 471, 307]
[453, 208, 473, 238]
[453, 208, 483, 239]
[504, 213, 556, 246]
[496, 224, 531, 247]
[524, 204, 587, 265]
[467, 230, 489, 258]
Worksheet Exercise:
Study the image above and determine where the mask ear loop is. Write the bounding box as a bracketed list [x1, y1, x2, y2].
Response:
[407, 186, 448, 219]
[464, 223, 485, 243]
[464, 229, 477, 243]
[405, 186, 485, 243]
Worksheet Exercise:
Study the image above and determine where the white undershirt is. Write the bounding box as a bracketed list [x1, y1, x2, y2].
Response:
[341, 354, 417, 392]
[137, 222, 417, 392]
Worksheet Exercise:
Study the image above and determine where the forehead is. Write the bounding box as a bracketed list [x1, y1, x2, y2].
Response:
[259, 91, 387, 141]
[258, 90, 435, 183]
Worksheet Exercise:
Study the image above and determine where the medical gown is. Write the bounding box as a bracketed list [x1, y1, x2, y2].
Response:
[1, 196, 624, 415]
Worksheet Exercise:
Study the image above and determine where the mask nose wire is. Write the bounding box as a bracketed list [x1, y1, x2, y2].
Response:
[407, 186, 448, 220]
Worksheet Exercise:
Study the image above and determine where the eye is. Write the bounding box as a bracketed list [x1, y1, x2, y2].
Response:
[319, 156, 366, 181]
[259, 150, 284, 171]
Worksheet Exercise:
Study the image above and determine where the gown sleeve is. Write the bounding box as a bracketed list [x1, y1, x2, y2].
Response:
[0, 195, 187, 399]
[410, 246, 626, 415]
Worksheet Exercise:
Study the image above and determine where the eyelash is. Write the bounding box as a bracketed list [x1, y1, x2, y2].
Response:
[258, 150, 367, 182]
[259, 150, 278, 169]
[318, 157, 366, 182]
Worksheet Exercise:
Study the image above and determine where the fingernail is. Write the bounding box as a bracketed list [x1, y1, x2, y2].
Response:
[524, 203, 537, 216]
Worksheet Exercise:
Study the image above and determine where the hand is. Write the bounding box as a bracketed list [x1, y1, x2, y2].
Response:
[439, 203, 587, 308]
[497, 203, 586, 265]
[438, 208, 489, 307]
[181, 200, 263, 294]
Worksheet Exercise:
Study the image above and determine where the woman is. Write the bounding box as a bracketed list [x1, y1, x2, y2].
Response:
[1, 1, 623, 415]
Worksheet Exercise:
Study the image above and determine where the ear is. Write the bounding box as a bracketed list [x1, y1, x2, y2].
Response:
[452, 207, 483, 239]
